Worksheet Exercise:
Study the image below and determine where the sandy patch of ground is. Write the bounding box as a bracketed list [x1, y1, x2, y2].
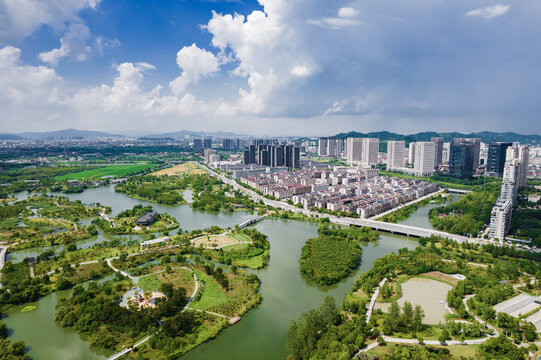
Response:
[151, 162, 205, 176]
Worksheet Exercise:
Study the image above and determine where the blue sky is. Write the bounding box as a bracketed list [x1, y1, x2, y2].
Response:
[0, 0, 540, 136]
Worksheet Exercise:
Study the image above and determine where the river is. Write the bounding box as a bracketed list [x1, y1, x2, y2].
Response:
[3, 186, 452, 359]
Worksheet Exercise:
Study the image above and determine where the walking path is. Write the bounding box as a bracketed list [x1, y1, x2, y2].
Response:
[365, 278, 387, 324]
[0, 245, 7, 288]
[107, 267, 199, 360]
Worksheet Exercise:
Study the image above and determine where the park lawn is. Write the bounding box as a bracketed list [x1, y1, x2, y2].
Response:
[228, 233, 252, 243]
[367, 343, 480, 358]
[138, 274, 162, 292]
[222, 243, 250, 252]
[190, 270, 228, 311]
[231, 249, 269, 269]
[155, 268, 196, 295]
[55, 163, 157, 180]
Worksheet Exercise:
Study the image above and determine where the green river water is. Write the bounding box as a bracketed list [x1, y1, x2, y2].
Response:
[2, 186, 450, 359]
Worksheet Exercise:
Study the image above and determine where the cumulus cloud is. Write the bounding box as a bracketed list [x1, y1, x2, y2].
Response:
[1, 0, 541, 135]
[38, 22, 92, 66]
[466, 4, 510, 20]
[338, 7, 359, 18]
[169, 43, 220, 95]
[0, 0, 100, 42]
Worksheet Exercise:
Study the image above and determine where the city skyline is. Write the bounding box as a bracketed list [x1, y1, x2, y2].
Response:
[1, 1, 541, 135]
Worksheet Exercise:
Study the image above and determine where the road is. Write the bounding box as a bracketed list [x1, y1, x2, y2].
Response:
[196, 163, 506, 248]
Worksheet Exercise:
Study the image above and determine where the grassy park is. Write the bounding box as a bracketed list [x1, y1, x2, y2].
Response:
[55, 163, 157, 180]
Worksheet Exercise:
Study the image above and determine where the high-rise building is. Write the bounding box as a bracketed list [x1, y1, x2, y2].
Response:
[449, 141, 475, 178]
[431, 137, 444, 167]
[326, 138, 336, 157]
[270, 145, 281, 167]
[336, 139, 344, 157]
[408, 143, 416, 165]
[362, 138, 379, 167]
[414, 142, 435, 176]
[453, 138, 480, 170]
[489, 144, 528, 241]
[222, 138, 234, 150]
[204, 149, 217, 164]
[486, 142, 512, 177]
[346, 138, 363, 164]
[203, 137, 212, 149]
[293, 146, 300, 169]
[442, 142, 450, 163]
[318, 138, 328, 156]
[386, 141, 405, 171]
[193, 138, 202, 151]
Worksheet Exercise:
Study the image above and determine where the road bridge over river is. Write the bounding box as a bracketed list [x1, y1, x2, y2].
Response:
[197, 163, 484, 246]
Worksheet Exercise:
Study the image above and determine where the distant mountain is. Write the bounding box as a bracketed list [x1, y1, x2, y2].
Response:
[0, 129, 125, 140]
[0, 134, 23, 140]
[143, 130, 249, 139]
[332, 131, 541, 145]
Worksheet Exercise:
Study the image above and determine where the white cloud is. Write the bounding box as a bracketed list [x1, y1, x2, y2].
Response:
[0, 0, 100, 42]
[38, 22, 91, 66]
[466, 4, 510, 20]
[169, 43, 220, 95]
[338, 7, 359, 18]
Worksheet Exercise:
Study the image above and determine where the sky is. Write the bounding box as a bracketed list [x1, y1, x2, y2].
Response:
[0, 0, 540, 137]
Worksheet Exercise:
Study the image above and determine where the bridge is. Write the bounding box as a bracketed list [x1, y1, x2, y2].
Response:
[237, 214, 268, 229]
[197, 163, 510, 249]
[329, 217, 471, 242]
[447, 188, 472, 194]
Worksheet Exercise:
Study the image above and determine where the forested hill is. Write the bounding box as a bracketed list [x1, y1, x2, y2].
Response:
[331, 131, 541, 145]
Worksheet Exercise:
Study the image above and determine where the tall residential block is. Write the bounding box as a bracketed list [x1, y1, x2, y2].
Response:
[203, 137, 212, 149]
[486, 142, 512, 177]
[193, 138, 202, 151]
[328, 138, 338, 157]
[362, 138, 379, 167]
[346, 138, 363, 164]
[222, 138, 234, 150]
[414, 142, 435, 176]
[431, 137, 444, 166]
[386, 141, 405, 171]
[408, 143, 416, 165]
[318, 138, 328, 156]
[489, 143, 528, 241]
[204, 148, 217, 164]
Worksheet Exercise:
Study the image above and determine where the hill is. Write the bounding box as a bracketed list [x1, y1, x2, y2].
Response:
[332, 131, 541, 145]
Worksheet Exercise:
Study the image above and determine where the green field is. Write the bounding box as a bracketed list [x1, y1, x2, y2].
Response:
[55, 163, 157, 180]
[228, 233, 252, 243]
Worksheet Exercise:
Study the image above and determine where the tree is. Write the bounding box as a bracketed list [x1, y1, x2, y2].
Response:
[402, 301, 414, 328]
[388, 301, 401, 332]
[439, 329, 449, 345]
[413, 305, 425, 332]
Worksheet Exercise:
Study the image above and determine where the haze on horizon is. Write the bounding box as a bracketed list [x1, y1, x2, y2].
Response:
[0, 0, 540, 136]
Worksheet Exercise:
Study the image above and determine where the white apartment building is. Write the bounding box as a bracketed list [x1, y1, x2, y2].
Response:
[489, 144, 529, 241]
[408, 142, 416, 165]
[347, 138, 363, 164]
[387, 140, 405, 171]
[362, 138, 379, 167]
[413, 142, 435, 176]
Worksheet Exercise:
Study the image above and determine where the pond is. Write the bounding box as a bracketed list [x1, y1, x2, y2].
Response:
[376, 277, 452, 325]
